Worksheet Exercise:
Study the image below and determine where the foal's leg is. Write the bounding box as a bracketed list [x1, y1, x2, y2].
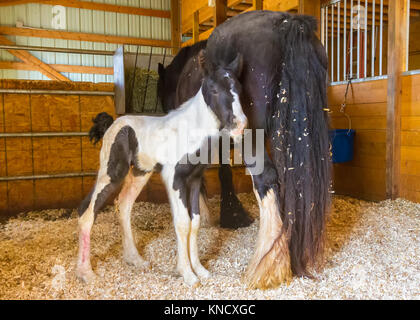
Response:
[116, 168, 152, 269]
[76, 167, 122, 283]
[243, 149, 292, 289]
[189, 177, 210, 279]
[161, 166, 199, 287]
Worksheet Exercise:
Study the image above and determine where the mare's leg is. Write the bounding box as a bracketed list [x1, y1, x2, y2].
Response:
[219, 163, 253, 228]
[198, 179, 217, 227]
[243, 149, 292, 289]
[218, 139, 253, 229]
[161, 165, 199, 287]
[116, 168, 152, 269]
[188, 177, 210, 279]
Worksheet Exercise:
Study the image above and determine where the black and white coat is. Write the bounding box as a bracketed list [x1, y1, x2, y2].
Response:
[76, 53, 247, 287]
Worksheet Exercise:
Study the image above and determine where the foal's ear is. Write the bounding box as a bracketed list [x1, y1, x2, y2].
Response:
[158, 63, 165, 78]
[198, 49, 208, 74]
[227, 53, 243, 77]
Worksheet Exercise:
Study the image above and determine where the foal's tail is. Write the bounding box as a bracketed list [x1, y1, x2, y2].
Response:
[268, 15, 331, 277]
[89, 112, 114, 145]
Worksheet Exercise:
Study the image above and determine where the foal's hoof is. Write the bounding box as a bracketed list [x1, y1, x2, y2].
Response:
[76, 268, 96, 284]
[220, 205, 253, 229]
[194, 266, 211, 280]
[183, 274, 200, 288]
[124, 255, 150, 271]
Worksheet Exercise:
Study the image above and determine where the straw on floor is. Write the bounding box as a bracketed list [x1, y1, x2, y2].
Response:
[0, 193, 418, 299]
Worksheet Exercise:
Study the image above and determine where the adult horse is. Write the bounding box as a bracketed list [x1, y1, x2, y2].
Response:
[160, 11, 330, 289]
[158, 40, 253, 229]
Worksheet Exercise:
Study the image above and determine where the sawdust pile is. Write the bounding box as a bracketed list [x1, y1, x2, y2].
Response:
[0, 194, 418, 300]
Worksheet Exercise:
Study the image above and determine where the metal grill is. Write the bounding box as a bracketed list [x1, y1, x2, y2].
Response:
[321, 0, 413, 84]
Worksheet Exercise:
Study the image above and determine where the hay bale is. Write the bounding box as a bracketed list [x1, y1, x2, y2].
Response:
[125, 68, 163, 114]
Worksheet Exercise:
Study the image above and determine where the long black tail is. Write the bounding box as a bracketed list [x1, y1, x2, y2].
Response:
[89, 112, 114, 145]
[268, 15, 331, 276]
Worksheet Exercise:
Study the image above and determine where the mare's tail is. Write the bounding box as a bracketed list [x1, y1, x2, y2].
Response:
[89, 112, 114, 145]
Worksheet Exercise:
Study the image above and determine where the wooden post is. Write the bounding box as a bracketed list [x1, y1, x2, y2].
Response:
[386, 0, 408, 199]
[171, 0, 181, 55]
[299, 0, 321, 33]
[213, 0, 227, 28]
[193, 10, 199, 44]
[253, 0, 262, 10]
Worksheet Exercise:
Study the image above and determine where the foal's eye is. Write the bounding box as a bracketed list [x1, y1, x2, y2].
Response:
[211, 89, 218, 95]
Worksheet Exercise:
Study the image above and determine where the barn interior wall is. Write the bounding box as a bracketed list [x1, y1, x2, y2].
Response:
[0, 0, 171, 82]
[401, 73, 420, 202]
[328, 78, 387, 201]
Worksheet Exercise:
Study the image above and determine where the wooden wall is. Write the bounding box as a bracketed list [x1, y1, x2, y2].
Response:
[401, 73, 420, 202]
[328, 79, 388, 201]
[0, 80, 115, 216]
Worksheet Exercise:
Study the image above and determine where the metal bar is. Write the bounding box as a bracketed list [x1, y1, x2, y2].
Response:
[331, 5, 334, 81]
[321, 7, 325, 47]
[142, 47, 153, 112]
[364, 0, 368, 78]
[0, 172, 97, 182]
[0, 44, 114, 56]
[379, 0, 383, 75]
[326, 6, 329, 57]
[372, 0, 376, 77]
[406, 0, 411, 71]
[0, 132, 89, 138]
[357, 0, 361, 78]
[155, 48, 167, 112]
[344, 0, 347, 79]
[337, 1, 341, 82]
[0, 89, 114, 95]
[350, 0, 354, 78]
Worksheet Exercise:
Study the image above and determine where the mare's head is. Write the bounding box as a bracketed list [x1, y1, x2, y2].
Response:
[199, 49, 248, 139]
[157, 63, 176, 113]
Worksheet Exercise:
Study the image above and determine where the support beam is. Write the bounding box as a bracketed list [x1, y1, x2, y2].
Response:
[0, 0, 171, 18]
[213, 0, 227, 28]
[0, 26, 172, 48]
[386, 0, 408, 199]
[181, 28, 214, 47]
[171, 0, 181, 55]
[193, 10, 200, 44]
[253, 0, 262, 10]
[0, 35, 69, 81]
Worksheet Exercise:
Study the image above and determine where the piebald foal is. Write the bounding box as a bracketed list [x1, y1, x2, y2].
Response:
[76, 51, 247, 287]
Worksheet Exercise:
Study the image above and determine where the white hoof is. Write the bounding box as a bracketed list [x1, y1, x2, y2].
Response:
[194, 265, 211, 279]
[183, 273, 200, 287]
[124, 254, 150, 270]
[76, 267, 96, 283]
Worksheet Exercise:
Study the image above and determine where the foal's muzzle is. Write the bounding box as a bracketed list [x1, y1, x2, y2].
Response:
[230, 117, 248, 140]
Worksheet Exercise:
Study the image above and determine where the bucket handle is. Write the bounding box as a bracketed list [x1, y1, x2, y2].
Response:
[341, 77, 353, 135]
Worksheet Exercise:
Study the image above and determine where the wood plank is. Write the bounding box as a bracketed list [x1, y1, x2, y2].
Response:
[330, 116, 386, 130]
[401, 131, 420, 146]
[0, 61, 113, 75]
[0, 35, 69, 81]
[401, 159, 420, 176]
[171, 0, 181, 55]
[213, 0, 227, 28]
[193, 10, 199, 44]
[0, 0, 171, 18]
[0, 26, 172, 48]
[181, 27, 214, 47]
[327, 79, 388, 105]
[329, 102, 387, 117]
[401, 146, 420, 161]
[252, 0, 262, 11]
[263, 0, 299, 11]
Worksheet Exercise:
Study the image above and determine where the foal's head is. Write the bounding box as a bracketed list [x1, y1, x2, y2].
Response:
[199, 50, 248, 139]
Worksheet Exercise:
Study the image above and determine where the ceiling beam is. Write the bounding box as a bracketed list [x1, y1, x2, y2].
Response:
[0, 26, 172, 48]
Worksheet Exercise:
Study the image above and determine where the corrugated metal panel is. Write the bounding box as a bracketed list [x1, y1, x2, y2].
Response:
[0, 0, 171, 82]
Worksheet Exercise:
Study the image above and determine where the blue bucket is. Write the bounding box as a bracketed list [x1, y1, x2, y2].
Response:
[329, 129, 355, 163]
